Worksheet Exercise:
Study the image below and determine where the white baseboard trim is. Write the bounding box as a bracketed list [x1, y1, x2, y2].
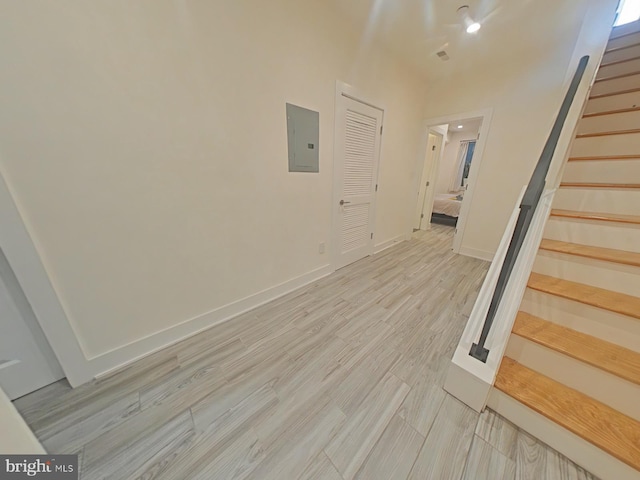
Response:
[458, 245, 495, 262]
[444, 360, 491, 413]
[90, 264, 333, 379]
[374, 234, 406, 254]
[488, 389, 638, 480]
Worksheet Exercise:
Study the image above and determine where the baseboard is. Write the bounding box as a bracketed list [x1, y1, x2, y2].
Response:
[90, 264, 333, 379]
[444, 359, 491, 413]
[374, 234, 406, 254]
[458, 245, 495, 262]
[488, 389, 639, 480]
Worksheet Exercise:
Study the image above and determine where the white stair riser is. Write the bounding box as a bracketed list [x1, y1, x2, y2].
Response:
[488, 389, 640, 480]
[553, 187, 640, 216]
[597, 57, 640, 80]
[578, 109, 640, 135]
[533, 250, 640, 297]
[571, 132, 640, 157]
[563, 160, 640, 184]
[610, 21, 640, 40]
[506, 335, 640, 421]
[591, 73, 640, 96]
[602, 44, 640, 67]
[607, 31, 640, 51]
[544, 217, 640, 254]
[584, 89, 640, 115]
[520, 289, 640, 352]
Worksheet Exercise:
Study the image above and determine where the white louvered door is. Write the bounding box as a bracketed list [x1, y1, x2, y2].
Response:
[333, 94, 383, 269]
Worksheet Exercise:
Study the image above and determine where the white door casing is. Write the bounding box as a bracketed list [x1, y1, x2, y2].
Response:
[415, 132, 443, 230]
[414, 133, 436, 229]
[0, 247, 64, 399]
[0, 167, 91, 388]
[332, 92, 383, 270]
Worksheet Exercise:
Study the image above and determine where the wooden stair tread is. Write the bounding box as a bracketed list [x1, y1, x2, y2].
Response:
[513, 312, 640, 385]
[560, 182, 640, 189]
[495, 358, 640, 471]
[583, 106, 640, 118]
[595, 70, 640, 83]
[528, 272, 640, 320]
[590, 86, 640, 99]
[568, 155, 640, 161]
[539, 239, 640, 268]
[576, 128, 640, 138]
[601, 55, 640, 68]
[605, 41, 640, 54]
[603, 42, 640, 56]
[550, 209, 640, 225]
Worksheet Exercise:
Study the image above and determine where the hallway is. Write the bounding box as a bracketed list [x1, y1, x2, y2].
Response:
[14, 225, 597, 479]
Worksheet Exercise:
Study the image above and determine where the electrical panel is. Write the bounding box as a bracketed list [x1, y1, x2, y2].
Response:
[286, 103, 319, 173]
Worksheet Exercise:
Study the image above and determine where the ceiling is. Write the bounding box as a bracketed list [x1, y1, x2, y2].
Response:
[328, 0, 588, 80]
[448, 117, 482, 134]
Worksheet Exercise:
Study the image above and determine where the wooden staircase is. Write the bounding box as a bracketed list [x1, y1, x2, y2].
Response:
[492, 20, 640, 479]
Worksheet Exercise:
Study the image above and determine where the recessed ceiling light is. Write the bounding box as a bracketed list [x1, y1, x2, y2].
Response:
[466, 22, 481, 33]
[458, 5, 481, 34]
[457, 125, 463, 129]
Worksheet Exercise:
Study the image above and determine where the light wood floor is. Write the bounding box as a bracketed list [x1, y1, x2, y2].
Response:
[14, 225, 599, 479]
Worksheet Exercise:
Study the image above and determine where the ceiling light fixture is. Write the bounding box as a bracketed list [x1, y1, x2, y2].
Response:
[457, 5, 481, 34]
[457, 125, 463, 129]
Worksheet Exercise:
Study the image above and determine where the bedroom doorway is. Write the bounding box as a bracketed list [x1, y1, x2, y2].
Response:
[430, 119, 482, 228]
[417, 108, 492, 254]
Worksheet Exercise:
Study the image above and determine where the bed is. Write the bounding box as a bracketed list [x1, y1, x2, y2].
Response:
[431, 192, 463, 226]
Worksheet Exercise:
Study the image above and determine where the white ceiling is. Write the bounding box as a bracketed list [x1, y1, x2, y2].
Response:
[448, 117, 483, 134]
[329, 0, 588, 80]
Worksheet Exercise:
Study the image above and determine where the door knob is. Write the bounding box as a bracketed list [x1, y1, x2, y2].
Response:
[339, 200, 351, 206]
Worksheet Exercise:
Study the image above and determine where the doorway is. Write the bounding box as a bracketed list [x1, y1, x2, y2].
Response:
[417, 108, 492, 253]
[332, 84, 384, 270]
[0, 247, 64, 400]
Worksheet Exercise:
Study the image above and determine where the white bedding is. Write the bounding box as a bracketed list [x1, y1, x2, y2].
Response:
[433, 193, 462, 218]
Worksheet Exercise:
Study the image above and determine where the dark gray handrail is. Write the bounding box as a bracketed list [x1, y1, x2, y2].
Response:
[469, 55, 590, 362]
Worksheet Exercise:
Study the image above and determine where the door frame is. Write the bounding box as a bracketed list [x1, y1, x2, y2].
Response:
[331, 81, 385, 270]
[415, 107, 493, 254]
[415, 130, 445, 230]
[0, 245, 65, 399]
[0, 167, 92, 387]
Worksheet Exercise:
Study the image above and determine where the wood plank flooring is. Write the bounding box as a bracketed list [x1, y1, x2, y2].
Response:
[13, 225, 599, 479]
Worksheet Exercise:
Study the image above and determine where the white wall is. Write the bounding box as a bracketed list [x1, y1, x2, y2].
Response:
[422, 0, 619, 258]
[0, 0, 425, 370]
[436, 131, 478, 194]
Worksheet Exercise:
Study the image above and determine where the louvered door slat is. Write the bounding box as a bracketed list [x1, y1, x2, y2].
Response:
[343, 109, 377, 198]
[342, 204, 370, 251]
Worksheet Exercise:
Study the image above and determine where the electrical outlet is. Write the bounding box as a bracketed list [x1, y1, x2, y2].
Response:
[319, 242, 326, 254]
